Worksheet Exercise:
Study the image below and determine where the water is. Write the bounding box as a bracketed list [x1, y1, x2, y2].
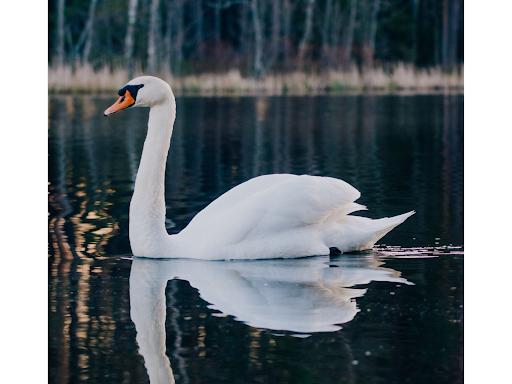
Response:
[49, 94, 463, 383]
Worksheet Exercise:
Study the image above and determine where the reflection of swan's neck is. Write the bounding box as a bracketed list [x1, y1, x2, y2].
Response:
[130, 268, 175, 384]
[130, 99, 176, 256]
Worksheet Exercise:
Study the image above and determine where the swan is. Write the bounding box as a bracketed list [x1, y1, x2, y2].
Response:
[104, 76, 414, 260]
[129, 256, 412, 382]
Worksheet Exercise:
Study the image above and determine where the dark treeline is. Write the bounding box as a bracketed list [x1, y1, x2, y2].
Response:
[49, 0, 463, 77]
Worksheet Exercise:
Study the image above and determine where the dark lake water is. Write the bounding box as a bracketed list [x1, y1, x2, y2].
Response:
[49, 94, 463, 383]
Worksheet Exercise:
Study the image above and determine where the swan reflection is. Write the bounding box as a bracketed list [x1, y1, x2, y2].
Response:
[130, 255, 412, 383]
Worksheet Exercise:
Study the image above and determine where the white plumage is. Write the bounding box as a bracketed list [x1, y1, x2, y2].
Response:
[130, 256, 412, 381]
[177, 174, 414, 259]
[105, 76, 414, 260]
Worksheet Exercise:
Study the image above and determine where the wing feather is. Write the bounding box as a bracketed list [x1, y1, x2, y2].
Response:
[181, 174, 361, 247]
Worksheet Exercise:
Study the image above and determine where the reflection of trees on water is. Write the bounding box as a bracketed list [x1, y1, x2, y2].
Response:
[49, 95, 463, 382]
[49, 97, 120, 261]
[49, 96, 131, 381]
[442, 94, 463, 242]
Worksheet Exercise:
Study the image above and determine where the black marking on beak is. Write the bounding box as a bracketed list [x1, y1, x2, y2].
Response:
[117, 84, 144, 100]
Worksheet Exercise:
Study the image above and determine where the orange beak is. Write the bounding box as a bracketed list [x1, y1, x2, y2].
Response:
[103, 90, 136, 116]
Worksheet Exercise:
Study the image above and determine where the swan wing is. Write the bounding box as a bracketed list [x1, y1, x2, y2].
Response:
[186, 174, 296, 223]
[180, 174, 361, 245]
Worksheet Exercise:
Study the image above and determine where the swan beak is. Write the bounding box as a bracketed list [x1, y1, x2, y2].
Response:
[103, 90, 135, 116]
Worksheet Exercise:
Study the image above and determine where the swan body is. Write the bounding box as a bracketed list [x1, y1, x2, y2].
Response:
[105, 76, 414, 260]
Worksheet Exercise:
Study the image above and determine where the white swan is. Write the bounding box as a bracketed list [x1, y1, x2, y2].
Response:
[104, 76, 414, 259]
[130, 256, 412, 382]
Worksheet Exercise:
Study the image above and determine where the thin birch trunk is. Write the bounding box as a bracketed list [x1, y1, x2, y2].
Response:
[321, 0, 333, 66]
[448, 0, 461, 71]
[213, 5, 221, 57]
[441, 0, 449, 70]
[125, 0, 139, 77]
[82, 0, 98, 64]
[147, 0, 160, 73]
[173, 0, 184, 75]
[363, 0, 381, 69]
[194, 0, 203, 59]
[297, 0, 315, 70]
[251, 0, 264, 78]
[269, 0, 281, 69]
[56, 0, 66, 66]
[341, 0, 357, 68]
[282, 0, 292, 69]
[330, 1, 341, 67]
[165, 0, 173, 74]
[411, 0, 419, 64]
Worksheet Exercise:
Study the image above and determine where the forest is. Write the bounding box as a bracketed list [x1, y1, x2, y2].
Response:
[48, 0, 463, 93]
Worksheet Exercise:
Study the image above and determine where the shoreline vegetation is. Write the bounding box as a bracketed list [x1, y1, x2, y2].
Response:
[48, 63, 463, 96]
[49, 0, 463, 96]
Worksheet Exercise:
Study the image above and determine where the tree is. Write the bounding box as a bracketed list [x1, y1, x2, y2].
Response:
[193, 0, 204, 60]
[442, 0, 461, 71]
[320, 0, 333, 65]
[49, 0, 464, 76]
[297, 0, 315, 69]
[55, 0, 66, 66]
[269, 0, 281, 69]
[173, 0, 185, 75]
[282, 0, 292, 68]
[341, 0, 357, 69]
[125, 0, 139, 77]
[250, 0, 264, 77]
[148, 0, 161, 73]
[82, 0, 98, 64]
[362, 0, 381, 69]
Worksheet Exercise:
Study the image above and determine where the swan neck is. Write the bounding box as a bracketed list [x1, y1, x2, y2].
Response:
[130, 98, 176, 256]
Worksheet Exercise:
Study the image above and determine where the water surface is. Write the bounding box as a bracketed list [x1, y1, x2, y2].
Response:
[49, 94, 463, 383]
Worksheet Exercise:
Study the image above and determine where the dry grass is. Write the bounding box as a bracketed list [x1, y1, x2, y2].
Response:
[48, 63, 463, 95]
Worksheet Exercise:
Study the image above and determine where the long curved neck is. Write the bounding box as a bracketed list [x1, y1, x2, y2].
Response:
[130, 98, 176, 256]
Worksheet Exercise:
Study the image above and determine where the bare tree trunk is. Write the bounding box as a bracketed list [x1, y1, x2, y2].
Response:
[193, 0, 203, 60]
[56, 0, 66, 66]
[173, 0, 185, 75]
[441, 0, 449, 70]
[250, 0, 264, 78]
[147, 0, 160, 73]
[213, 5, 221, 57]
[362, 0, 381, 69]
[268, 0, 281, 70]
[447, 0, 461, 71]
[320, 0, 333, 66]
[341, 0, 357, 69]
[164, 0, 173, 74]
[82, 0, 98, 64]
[411, 0, 419, 65]
[367, 0, 381, 67]
[125, 0, 139, 77]
[297, 0, 315, 70]
[282, 0, 292, 69]
[330, 1, 342, 67]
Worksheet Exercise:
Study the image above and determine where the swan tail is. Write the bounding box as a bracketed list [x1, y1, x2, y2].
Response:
[325, 210, 415, 253]
[376, 210, 415, 229]
[367, 210, 415, 245]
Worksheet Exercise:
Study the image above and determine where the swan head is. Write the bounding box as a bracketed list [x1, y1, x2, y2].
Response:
[104, 76, 174, 116]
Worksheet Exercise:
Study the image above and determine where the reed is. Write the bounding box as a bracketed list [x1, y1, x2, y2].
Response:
[48, 63, 463, 95]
